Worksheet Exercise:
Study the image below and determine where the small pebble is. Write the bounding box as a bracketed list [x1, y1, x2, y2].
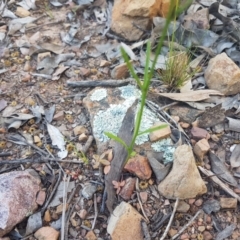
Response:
[203, 231, 213, 240]
[195, 199, 203, 207]
[79, 209, 87, 219]
[198, 226, 205, 232]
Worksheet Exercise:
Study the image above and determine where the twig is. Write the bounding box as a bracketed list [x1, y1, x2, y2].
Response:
[61, 175, 70, 240]
[92, 194, 98, 230]
[172, 210, 202, 240]
[160, 198, 179, 240]
[0, 152, 12, 157]
[0, 158, 84, 165]
[82, 135, 94, 154]
[67, 79, 134, 88]
[141, 220, 151, 240]
[198, 166, 240, 202]
[41, 171, 62, 215]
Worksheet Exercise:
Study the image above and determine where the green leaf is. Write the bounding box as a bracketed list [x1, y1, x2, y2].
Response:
[143, 41, 151, 90]
[120, 47, 142, 89]
[130, 151, 137, 157]
[104, 132, 129, 151]
[138, 124, 168, 136]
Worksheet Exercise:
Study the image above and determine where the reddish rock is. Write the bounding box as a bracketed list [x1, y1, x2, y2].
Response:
[36, 190, 46, 206]
[139, 192, 148, 203]
[53, 111, 64, 121]
[193, 139, 210, 161]
[107, 202, 144, 240]
[194, 198, 203, 207]
[119, 177, 136, 201]
[191, 127, 210, 141]
[0, 171, 41, 237]
[34, 226, 59, 240]
[124, 154, 152, 180]
[203, 231, 213, 240]
[111, 62, 130, 79]
[79, 67, 91, 77]
[85, 230, 97, 240]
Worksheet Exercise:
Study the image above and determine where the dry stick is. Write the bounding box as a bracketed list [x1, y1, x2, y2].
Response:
[92, 194, 98, 230]
[0, 158, 84, 165]
[171, 210, 203, 240]
[61, 175, 70, 240]
[82, 135, 94, 154]
[67, 79, 134, 88]
[160, 198, 179, 240]
[0, 152, 12, 157]
[41, 171, 62, 215]
[198, 166, 240, 201]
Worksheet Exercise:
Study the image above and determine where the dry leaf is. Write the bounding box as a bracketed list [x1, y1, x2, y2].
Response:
[158, 89, 223, 102]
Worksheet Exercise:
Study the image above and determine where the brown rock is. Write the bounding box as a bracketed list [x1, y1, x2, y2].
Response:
[203, 231, 213, 240]
[85, 230, 97, 240]
[73, 125, 88, 136]
[193, 139, 210, 161]
[168, 228, 178, 238]
[78, 133, 88, 142]
[107, 202, 144, 240]
[0, 171, 41, 237]
[220, 198, 237, 209]
[149, 121, 171, 142]
[100, 60, 111, 67]
[111, 0, 151, 41]
[124, 154, 152, 180]
[119, 177, 136, 201]
[36, 190, 46, 206]
[15, 7, 30, 17]
[198, 226, 206, 232]
[176, 201, 190, 213]
[44, 210, 51, 222]
[183, 8, 209, 29]
[194, 198, 203, 207]
[79, 209, 88, 219]
[205, 53, 240, 95]
[34, 227, 59, 240]
[79, 67, 91, 77]
[191, 127, 210, 141]
[139, 191, 148, 203]
[53, 111, 64, 121]
[180, 122, 190, 128]
[111, 62, 130, 79]
[180, 233, 189, 239]
[158, 145, 207, 199]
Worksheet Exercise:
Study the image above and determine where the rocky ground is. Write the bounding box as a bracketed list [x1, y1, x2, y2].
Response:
[1, 0, 240, 239]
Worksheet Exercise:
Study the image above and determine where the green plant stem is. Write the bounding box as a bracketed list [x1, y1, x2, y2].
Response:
[127, 91, 147, 160]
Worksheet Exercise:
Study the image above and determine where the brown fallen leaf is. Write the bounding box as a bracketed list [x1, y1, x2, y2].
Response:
[158, 90, 223, 102]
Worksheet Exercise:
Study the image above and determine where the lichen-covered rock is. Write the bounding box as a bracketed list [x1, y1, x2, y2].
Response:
[158, 145, 207, 199]
[205, 53, 240, 95]
[0, 171, 41, 237]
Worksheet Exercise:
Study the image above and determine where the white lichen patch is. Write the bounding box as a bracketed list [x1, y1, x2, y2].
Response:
[93, 104, 130, 142]
[151, 138, 175, 163]
[135, 106, 159, 145]
[119, 85, 141, 99]
[90, 88, 107, 101]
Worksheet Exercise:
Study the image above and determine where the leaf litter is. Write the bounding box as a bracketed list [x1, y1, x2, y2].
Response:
[1, 0, 240, 239]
